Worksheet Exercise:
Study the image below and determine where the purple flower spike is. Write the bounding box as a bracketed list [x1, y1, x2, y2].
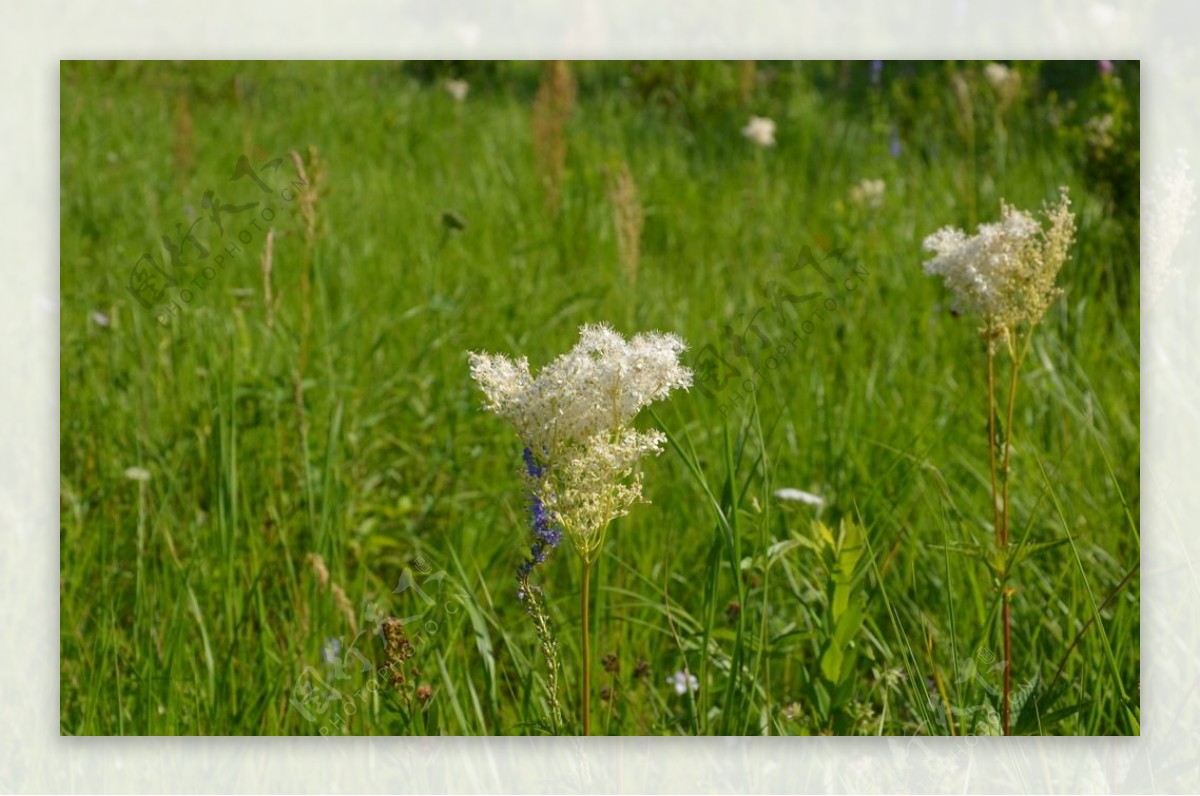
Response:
[516, 446, 561, 596]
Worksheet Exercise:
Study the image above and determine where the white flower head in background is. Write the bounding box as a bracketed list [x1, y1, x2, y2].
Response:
[922, 188, 1075, 345]
[849, 178, 886, 210]
[667, 670, 699, 695]
[774, 488, 826, 507]
[983, 62, 1021, 107]
[1145, 150, 1197, 305]
[741, 116, 776, 148]
[469, 324, 692, 562]
[984, 62, 1011, 89]
[124, 466, 151, 482]
[1084, 113, 1115, 153]
[321, 637, 342, 665]
[444, 78, 470, 102]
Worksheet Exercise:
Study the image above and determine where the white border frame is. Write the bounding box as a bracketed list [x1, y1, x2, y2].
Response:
[5, 1, 1192, 792]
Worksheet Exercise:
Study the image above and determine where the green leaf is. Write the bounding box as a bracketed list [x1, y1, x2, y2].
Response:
[1010, 670, 1039, 723]
[929, 539, 993, 565]
[830, 519, 865, 622]
[812, 678, 831, 722]
[813, 519, 836, 549]
[831, 597, 866, 683]
[1008, 538, 1071, 569]
[820, 642, 844, 684]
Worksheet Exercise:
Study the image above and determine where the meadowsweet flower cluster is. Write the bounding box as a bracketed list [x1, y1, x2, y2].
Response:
[741, 116, 776, 148]
[1085, 113, 1116, 153]
[849, 178, 886, 210]
[984, 62, 1020, 98]
[444, 78, 469, 102]
[984, 62, 1013, 90]
[921, 188, 1075, 344]
[1145, 150, 1197, 302]
[469, 324, 692, 563]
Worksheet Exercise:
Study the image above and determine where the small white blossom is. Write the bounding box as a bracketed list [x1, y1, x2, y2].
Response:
[1145, 150, 1197, 303]
[984, 62, 1011, 89]
[91, 311, 110, 327]
[849, 178, 886, 210]
[667, 670, 699, 695]
[124, 466, 151, 482]
[469, 324, 692, 562]
[983, 62, 1021, 105]
[1084, 113, 1115, 152]
[444, 78, 469, 102]
[741, 116, 776, 148]
[774, 488, 825, 507]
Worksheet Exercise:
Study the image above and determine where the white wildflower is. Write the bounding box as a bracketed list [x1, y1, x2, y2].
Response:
[983, 62, 1021, 106]
[469, 324, 692, 562]
[849, 178, 886, 210]
[984, 62, 1011, 89]
[773, 488, 825, 507]
[741, 116, 776, 148]
[1084, 113, 1115, 152]
[922, 188, 1075, 343]
[444, 78, 469, 102]
[124, 467, 151, 482]
[667, 670, 699, 695]
[1145, 150, 1197, 304]
[91, 311, 110, 327]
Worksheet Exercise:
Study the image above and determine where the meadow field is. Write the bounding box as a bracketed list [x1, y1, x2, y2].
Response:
[59, 60, 1140, 736]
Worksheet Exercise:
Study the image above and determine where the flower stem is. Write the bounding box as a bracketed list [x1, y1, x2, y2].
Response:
[987, 346, 1001, 548]
[581, 561, 592, 736]
[1001, 345, 1021, 548]
[1002, 591, 1013, 735]
[999, 339, 1022, 736]
[986, 338, 1013, 735]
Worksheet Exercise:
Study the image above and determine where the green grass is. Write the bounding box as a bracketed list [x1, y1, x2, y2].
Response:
[59, 60, 1139, 735]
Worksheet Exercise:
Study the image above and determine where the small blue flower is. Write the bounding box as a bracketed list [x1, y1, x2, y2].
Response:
[522, 446, 544, 479]
[889, 129, 902, 158]
[516, 446, 561, 597]
[870, 60, 883, 86]
[322, 637, 342, 665]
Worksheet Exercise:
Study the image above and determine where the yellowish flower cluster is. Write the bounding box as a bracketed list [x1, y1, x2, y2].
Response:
[984, 62, 1021, 108]
[1085, 113, 1116, 153]
[469, 324, 692, 562]
[849, 178, 886, 210]
[443, 78, 469, 102]
[922, 188, 1076, 344]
